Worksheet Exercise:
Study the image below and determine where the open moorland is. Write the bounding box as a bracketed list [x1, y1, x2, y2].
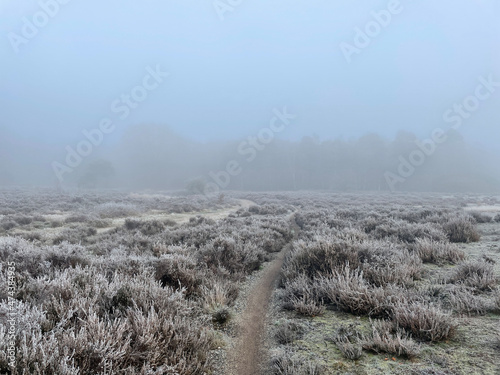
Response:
[1, 188, 499, 375]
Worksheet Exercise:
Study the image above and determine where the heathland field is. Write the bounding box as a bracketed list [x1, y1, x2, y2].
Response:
[1, 189, 499, 374]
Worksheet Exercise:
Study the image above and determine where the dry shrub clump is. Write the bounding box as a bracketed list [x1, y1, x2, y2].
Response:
[318, 266, 394, 317]
[95, 202, 141, 218]
[1, 221, 17, 231]
[469, 211, 491, 223]
[359, 244, 422, 287]
[335, 336, 363, 360]
[361, 320, 421, 358]
[370, 220, 447, 244]
[391, 301, 456, 342]
[328, 323, 363, 360]
[269, 350, 325, 375]
[494, 290, 500, 312]
[281, 239, 361, 281]
[125, 219, 167, 235]
[413, 238, 465, 265]
[200, 281, 238, 325]
[247, 204, 291, 216]
[64, 213, 92, 224]
[0, 237, 90, 279]
[442, 215, 480, 243]
[439, 285, 490, 316]
[281, 232, 424, 320]
[199, 236, 266, 278]
[290, 294, 325, 317]
[447, 260, 497, 291]
[154, 253, 203, 297]
[282, 238, 421, 288]
[0, 266, 215, 374]
[13, 215, 33, 225]
[280, 274, 319, 311]
[274, 320, 305, 345]
[52, 226, 98, 245]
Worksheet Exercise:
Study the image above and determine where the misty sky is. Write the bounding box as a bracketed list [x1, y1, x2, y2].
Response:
[1, 0, 500, 151]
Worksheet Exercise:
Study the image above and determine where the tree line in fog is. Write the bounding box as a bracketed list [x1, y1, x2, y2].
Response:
[1, 124, 499, 193]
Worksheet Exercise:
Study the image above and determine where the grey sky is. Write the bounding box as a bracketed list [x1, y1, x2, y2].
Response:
[1, 0, 499, 151]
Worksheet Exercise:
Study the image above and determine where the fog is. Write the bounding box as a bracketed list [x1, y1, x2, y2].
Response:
[1, 1, 499, 193]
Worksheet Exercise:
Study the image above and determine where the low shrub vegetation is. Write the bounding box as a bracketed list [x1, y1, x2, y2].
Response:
[361, 320, 421, 358]
[447, 260, 497, 291]
[0, 189, 494, 374]
[442, 215, 480, 243]
[391, 301, 456, 342]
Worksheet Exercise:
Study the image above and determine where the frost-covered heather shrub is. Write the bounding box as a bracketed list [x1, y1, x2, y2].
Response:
[359, 245, 422, 287]
[88, 218, 112, 228]
[291, 209, 347, 232]
[125, 219, 166, 235]
[335, 336, 363, 360]
[124, 218, 142, 230]
[391, 301, 456, 342]
[269, 350, 325, 375]
[95, 202, 141, 218]
[94, 229, 161, 256]
[52, 226, 98, 245]
[50, 220, 63, 228]
[282, 238, 421, 287]
[247, 204, 291, 216]
[281, 274, 318, 311]
[1, 220, 17, 231]
[440, 285, 490, 315]
[281, 239, 360, 281]
[0, 301, 79, 374]
[154, 253, 204, 296]
[411, 369, 460, 375]
[442, 215, 480, 243]
[2, 266, 215, 374]
[258, 227, 292, 253]
[495, 291, 500, 312]
[494, 214, 500, 223]
[447, 261, 497, 291]
[15, 231, 43, 242]
[397, 208, 436, 223]
[328, 323, 363, 360]
[32, 215, 46, 222]
[201, 280, 239, 313]
[318, 266, 395, 317]
[358, 215, 383, 234]
[13, 215, 33, 225]
[413, 238, 465, 265]
[371, 220, 447, 243]
[188, 215, 216, 227]
[290, 294, 325, 317]
[329, 322, 363, 344]
[0, 237, 90, 278]
[361, 320, 420, 358]
[275, 320, 305, 345]
[469, 211, 491, 223]
[64, 213, 92, 223]
[198, 236, 266, 278]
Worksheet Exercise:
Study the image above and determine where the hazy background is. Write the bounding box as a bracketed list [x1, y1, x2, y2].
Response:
[1, 1, 499, 192]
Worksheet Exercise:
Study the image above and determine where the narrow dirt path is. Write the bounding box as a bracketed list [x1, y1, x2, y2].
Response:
[226, 214, 299, 375]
